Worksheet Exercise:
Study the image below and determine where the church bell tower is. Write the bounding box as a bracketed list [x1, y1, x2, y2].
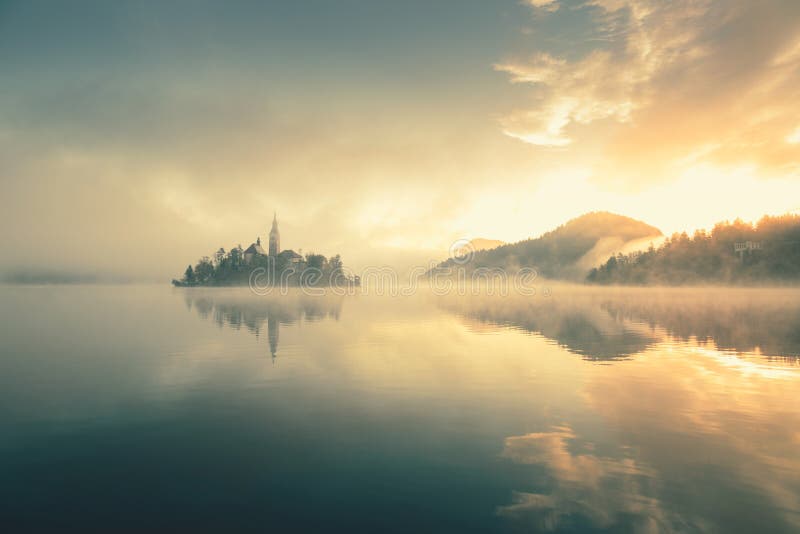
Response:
[269, 212, 280, 257]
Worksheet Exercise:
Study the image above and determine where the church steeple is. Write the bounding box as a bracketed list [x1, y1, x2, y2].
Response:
[269, 211, 280, 257]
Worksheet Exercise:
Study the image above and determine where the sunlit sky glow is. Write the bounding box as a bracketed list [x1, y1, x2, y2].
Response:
[1, 0, 799, 278]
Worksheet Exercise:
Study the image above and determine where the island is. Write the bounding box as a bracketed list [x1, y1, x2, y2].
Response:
[172, 213, 360, 288]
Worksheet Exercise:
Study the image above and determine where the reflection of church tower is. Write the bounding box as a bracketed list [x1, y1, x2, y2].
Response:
[268, 315, 279, 359]
[269, 212, 280, 257]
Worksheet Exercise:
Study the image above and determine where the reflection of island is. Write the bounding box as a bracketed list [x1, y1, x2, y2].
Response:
[443, 289, 800, 361]
[267, 315, 278, 358]
[183, 291, 342, 360]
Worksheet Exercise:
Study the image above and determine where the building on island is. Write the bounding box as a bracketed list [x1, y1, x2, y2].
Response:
[243, 237, 266, 263]
[244, 213, 305, 264]
[269, 212, 280, 257]
[278, 249, 304, 263]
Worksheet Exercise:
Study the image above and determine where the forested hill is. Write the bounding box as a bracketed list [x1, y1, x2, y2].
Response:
[588, 214, 800, 285]
[430, 212, 662, 280]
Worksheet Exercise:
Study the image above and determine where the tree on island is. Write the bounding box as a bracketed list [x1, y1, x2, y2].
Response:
[183, 265, 195, 285]
[172, 247, 358, 287]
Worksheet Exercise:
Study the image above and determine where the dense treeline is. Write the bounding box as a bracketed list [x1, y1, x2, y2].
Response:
[588, 214, 800, 285]
[172, 245, 357, 287]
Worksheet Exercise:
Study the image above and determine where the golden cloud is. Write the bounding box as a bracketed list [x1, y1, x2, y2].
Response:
[497, 0, 800, 183]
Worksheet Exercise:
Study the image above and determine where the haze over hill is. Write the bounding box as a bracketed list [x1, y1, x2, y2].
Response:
[454, 239, 505, 257]
[431, 212, 663, 280]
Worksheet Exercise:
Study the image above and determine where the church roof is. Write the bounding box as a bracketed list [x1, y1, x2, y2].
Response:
[244, 242, 266, 255]
[278, 249, 303, 259]
[270, 211, 279, 235]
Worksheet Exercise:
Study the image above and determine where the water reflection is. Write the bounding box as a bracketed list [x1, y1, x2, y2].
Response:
[455, 288, 800, 533]
[183, 289, 342, 360]
[3, 286, 798, 532]
[600, 292, 800, 361]
[497, 425, 670, 532]
[445, 296, 657, 360]
[177, 287, 800, 534]
[443, 287, 800, 362]
[496, 346, 800, 532]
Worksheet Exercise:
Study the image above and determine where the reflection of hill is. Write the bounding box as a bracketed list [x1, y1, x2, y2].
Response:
[183, 290, 343, 357]
[444, 289, 800, 361]
[448, 296, 658, 361]
[600, 292, 800, 360]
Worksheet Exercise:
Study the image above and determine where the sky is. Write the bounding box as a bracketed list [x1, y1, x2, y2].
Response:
[2, 0, 800, 279]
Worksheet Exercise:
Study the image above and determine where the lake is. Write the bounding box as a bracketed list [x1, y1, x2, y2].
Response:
[1, 285, 799, 532]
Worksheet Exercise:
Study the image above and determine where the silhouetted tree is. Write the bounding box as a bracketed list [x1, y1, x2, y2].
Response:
[184, 265, 195, 285]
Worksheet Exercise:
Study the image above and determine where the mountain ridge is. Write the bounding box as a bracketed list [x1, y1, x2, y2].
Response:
[431, 211, 662, 280]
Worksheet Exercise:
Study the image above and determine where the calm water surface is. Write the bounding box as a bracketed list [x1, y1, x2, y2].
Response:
[1, 285, 799, 532]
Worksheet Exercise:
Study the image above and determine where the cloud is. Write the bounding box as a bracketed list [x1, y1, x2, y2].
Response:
[495, 50, 637, 147]
[523, 0, 560, 12]
[787, 126, 800, 145]
[497, 0, 800, 183]
[3, 0, 800, 278]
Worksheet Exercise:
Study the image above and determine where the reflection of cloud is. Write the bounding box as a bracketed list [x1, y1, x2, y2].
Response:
[499, 364, 800, 533]
[502, 426, 642, 486]
[582, 344, 800, 531]
[497, 425, 678, 532]
[463, 289, 800, 531]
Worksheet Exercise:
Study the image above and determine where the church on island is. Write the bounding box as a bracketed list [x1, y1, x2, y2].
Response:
[173, 211, 359, 287]
[243, 213, 303, 265]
